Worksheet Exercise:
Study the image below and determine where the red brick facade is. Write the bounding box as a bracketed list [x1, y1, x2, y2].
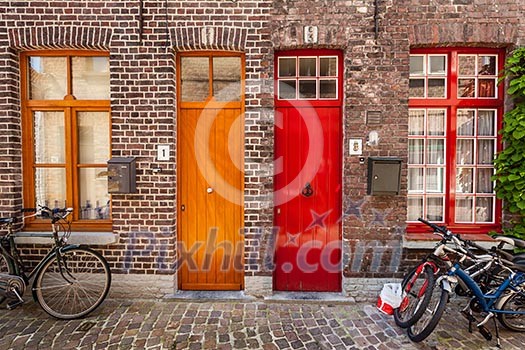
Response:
[1, 0, 524, 296]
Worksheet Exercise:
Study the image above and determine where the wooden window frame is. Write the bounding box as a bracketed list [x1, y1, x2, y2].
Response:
[20, 50, 111, 231]
[407, 47, 505, 235]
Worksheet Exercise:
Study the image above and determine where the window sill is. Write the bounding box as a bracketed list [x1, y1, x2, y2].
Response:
[403, 232, 496, 250]
[15, 231, 117, 245]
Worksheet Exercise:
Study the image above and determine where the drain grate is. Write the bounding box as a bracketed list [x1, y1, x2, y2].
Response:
[76, 321, 96, 332]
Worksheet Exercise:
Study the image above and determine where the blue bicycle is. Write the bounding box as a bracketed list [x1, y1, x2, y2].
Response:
[410, 219, 525, 347]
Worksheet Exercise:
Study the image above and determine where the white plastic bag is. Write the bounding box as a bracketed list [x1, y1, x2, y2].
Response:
[376, 282, 403, 315]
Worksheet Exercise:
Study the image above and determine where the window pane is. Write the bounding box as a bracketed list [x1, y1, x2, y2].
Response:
[427, 197, 444, 221]
[476, 197, 493, 222]
[427, 79, 446, 98]
[320, 57, 337, 76]
[407, 197, 423, 221]
[477, 168, 494, 193]
[29, 57, 67, 100]
[279, 57, 296, 77]
[426, 168, 444, 193]
[458, 55, 476, 76]
[409, 79, 425, 98]
[408, 110, 425, 136]
[477, 139, 495, 165]
[456, 139, 474, 165]
[429, 56, 446, 74]
[408, 139, 424, 164]
[479, 56, 496, 75]
[427, 110, 445, 136]
[278, 80, 296, 99]
[79, 168, 110, 220]
[181, 57, 209, 101]
[298, 80, 316, 99]
[456, 197, 473, 222]
[299, 57, 316, 77]
[456, 167, 473, 193]
[409, 56, 424, 75]
[35, 168, 66, 208]
[427, 139, 444, 164]
[457, 110, 475, 136]
[33, 111, 65, 164]
[213, 57, 241, 102]
[319, 80, 336, 99]
[458, 78, 475, 97]
[478, 79, 495, 97]
[478, 110, 495, 136]
[78, 111, 109, 164]
[408, 168, 424, 192]
[72, 56, 110, 100]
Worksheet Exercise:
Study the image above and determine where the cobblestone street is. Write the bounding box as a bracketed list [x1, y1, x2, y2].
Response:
[1, 296, 525, 350]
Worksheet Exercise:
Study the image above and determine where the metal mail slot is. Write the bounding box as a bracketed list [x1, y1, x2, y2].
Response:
[107, 157, 137, 194]
[367, 157, 402, 196]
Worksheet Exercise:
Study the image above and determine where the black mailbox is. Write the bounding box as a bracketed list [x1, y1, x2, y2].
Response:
[107, 157, 137, 194]
[367, 157, 402, 195]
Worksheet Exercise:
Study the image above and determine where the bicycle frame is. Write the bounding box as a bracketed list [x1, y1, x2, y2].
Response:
[0, 233, 82, 293]
[446, 262, 525, 316]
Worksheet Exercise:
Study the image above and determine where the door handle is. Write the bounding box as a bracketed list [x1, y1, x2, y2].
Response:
[181, 204, 185, 211]
[207, 187, 214, 194]
[301, 182, 314, 197]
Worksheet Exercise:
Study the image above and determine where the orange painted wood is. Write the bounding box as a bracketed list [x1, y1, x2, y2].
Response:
[177, 52, 245, 291]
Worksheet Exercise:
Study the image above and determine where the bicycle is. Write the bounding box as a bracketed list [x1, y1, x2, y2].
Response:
[0, 206, 111, 319]
[396, 218, 525, 342]
[409, 219, 525, 347]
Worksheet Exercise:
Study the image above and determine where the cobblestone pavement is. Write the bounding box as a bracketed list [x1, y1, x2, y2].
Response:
[1, 296, 525, 350]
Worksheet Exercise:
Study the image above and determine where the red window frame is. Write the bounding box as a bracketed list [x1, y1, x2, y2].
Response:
[407, 47, 505, 235]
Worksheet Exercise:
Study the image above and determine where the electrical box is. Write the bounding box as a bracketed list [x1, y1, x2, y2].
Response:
[367, 157, 402, 196]
[107, 157, 137, 194]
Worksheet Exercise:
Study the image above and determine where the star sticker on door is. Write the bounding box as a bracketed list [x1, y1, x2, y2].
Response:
[305, 209, 332, 231]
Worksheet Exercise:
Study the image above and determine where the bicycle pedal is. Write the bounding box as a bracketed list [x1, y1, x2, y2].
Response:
[6, 299, 24, 310]
[478, 325, 492, 341]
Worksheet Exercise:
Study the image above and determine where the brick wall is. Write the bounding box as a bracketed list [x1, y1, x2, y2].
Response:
[0, 0, 524, 295]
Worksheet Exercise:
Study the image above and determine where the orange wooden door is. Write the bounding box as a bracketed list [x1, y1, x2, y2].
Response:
[177, 53, 244, 290]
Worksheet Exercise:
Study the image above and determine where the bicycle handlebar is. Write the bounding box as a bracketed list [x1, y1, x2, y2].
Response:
[22, 206, 73, 222]
[417, 217, 448, 235]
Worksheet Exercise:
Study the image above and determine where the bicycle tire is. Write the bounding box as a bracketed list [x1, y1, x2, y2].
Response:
[0, 252, 14, 274]
[33, 246, 111, 319]
[407, 279, 448, 342]
[497, 292, 525, 331]
[394, 264, 435, 328]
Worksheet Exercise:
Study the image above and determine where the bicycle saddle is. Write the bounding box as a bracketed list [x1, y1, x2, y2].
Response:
[493, 235, 525, 249]
[0, 218, 15, 224]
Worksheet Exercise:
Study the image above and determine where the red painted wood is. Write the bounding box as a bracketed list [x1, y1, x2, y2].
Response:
[273, 50, 342, 292]
[408, 47, 505, 234]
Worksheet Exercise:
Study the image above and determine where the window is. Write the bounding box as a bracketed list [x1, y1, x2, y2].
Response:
[407, 48, 504, 234]
[21, 51, 111, 231]
[180, 53, 242, 102]
[277, 55, 339, 100]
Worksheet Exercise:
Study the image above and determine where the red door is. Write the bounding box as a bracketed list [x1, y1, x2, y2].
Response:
[274, 50, 343, 292]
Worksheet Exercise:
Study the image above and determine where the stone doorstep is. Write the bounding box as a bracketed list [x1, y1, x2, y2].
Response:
[265, 291, 355, 304]
[165, 290, 256, 302]
[14, 231, 118, 245]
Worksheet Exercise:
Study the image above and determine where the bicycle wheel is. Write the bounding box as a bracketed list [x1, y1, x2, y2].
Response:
[497, 292, 525, 331]
[407, 278, 448, 342]
[33, 246, 111, 319]
[394, 264, 435, 328]
[0, 252, 12, 274]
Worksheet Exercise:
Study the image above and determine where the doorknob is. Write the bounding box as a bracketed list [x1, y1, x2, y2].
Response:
[207, 187, 214, 194]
